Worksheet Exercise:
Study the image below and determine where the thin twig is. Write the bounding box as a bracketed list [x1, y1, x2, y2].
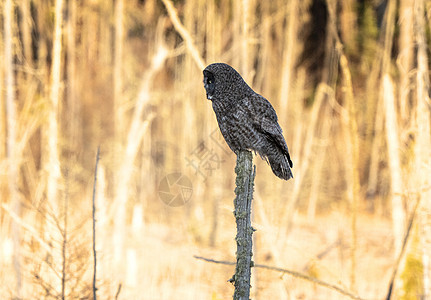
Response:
[194, 256, 364, 300]
[160, 0, 205, 70]
[61, 168, 69, 300]
[115, 283, 122, 300]
[385, 195, 422, 300]
[92, 147, 100, 300]
[195, 256, 235, 266]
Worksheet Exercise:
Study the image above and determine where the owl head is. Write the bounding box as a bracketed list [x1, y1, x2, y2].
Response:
[203, 63, 253, 101]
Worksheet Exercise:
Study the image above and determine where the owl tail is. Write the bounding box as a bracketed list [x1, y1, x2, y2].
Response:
[268, 152, 293, 181]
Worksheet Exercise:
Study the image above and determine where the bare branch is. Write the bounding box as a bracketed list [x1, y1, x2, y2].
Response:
[385, 194, 421, 300]
[160, 0, 205, 70]
[194, 256, 364, 300]
[92, 147, 101, 300]
[61, 169, 70, 300]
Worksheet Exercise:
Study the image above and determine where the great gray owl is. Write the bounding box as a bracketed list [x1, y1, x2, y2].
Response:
[203, 63, 293, 180]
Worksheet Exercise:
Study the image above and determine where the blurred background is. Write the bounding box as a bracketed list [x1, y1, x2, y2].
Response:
[1, 0, 431, 299]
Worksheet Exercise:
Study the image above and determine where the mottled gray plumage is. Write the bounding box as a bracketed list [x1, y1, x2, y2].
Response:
[203, 63, 293, 180]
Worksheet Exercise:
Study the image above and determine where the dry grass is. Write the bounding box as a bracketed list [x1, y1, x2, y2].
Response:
[1, 0, 430, 298]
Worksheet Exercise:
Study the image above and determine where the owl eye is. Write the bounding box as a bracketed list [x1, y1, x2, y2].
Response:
[203, 71, 216, 100]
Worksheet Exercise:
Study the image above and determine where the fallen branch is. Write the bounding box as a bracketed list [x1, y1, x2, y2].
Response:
[194, 255, 363, 300]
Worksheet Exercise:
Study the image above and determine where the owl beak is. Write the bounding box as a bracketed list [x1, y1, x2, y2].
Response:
[204, 84, 213, 100]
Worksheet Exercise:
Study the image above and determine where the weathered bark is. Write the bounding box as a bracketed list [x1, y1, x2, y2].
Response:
[232, 150, 255, 300]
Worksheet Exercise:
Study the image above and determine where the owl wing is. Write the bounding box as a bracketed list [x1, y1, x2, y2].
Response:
[250, 94, 282, 135]
[249, 94, 293, 168]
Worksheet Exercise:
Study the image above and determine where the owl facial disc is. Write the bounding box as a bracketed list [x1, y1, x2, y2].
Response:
[203, 70, 215, 100]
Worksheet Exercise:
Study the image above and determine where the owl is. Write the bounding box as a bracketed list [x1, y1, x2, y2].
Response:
[203, 63, 293, 180]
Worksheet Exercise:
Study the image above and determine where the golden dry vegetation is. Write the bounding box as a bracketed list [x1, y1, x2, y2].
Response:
[1, 0, 431, 299]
